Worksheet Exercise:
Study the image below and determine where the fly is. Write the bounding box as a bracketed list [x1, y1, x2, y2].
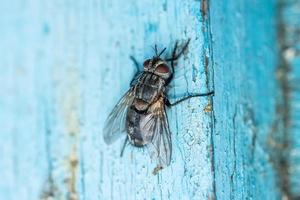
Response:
[103, 39, 214, 174]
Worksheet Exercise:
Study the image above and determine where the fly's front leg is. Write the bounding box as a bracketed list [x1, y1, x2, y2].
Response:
[130, 56, 142, 86]
[165, 91, 214, 107]
[130, 56, 141, 72]
[165, 39, 191, 82]
[170, 39, 191, 61]
[166, 39, 191, 70]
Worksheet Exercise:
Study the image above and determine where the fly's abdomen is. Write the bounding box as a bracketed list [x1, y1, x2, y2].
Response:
[126, 108, 152, 147]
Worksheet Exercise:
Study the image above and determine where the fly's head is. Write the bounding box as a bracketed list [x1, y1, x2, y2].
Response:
[143, 46, 172, 80]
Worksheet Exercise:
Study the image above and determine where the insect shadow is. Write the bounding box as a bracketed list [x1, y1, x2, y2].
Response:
[103, 39, 214, 174]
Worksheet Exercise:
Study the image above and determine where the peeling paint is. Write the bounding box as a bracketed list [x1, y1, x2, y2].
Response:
[200, 0, 208, 19]
[66, 148, 79, 200]
[199, 1, 217, 199]
[40, 177, 61, 200]
[152, 166, 163, 175]
[203, 101, 212, 113]
[60, 65, 82, 200]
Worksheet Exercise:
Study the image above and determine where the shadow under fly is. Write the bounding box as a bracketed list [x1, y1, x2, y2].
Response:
[103, 39, 214, 174]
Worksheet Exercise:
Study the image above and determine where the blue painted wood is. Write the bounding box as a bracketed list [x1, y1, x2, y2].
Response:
[210, 1, 283, 199]
[0, 0, 294, 200]
[279, 0, 300, 198]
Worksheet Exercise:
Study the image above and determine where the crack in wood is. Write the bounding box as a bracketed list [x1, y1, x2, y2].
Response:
[200, 0, 216, 199]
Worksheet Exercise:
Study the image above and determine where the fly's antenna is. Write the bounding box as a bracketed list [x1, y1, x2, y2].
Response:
[158, 47, 166, 57]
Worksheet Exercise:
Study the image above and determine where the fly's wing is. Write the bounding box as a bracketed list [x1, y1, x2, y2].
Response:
[130, 71, 143, 86]
[140, 98, 172, 167]
[103, 88, 135, 144]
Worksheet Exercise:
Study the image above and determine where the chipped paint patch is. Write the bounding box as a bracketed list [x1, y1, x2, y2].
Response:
[59, 66, 82, 200]
[152, 165, 163, 175]
[203, 101, 212, 113]
[40, 176, 62, 200]
[200, 0, 208, 18]
[65, 148, 79, 200]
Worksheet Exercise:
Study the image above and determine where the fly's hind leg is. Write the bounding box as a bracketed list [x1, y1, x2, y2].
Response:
[120, 136, 129, 157]
[165, 91, 214, 107]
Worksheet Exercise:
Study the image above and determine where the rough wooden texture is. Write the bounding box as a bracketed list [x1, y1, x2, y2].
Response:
[0, 0, 292, 200]
[210, 1, 284, 199]
[278, 0, 300, 198]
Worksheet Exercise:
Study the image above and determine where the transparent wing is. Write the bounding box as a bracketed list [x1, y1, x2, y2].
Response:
[130, 71, 143, 86]
[140, 98, 172, 167]
[103, 88, 134, 144]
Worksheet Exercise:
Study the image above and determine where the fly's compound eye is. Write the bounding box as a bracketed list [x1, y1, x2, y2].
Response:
[143, 59, 151, 68]
[155, 63, 170, 74]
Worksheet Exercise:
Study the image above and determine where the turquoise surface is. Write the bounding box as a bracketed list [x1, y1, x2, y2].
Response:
[0, 0, 298, 199]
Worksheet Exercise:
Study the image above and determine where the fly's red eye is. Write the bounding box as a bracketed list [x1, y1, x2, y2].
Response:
[143, 59, 151, 67]
[155, 64, 169, 73]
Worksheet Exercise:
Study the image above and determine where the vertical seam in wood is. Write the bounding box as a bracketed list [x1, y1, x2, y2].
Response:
[201, 0, 217, 199]
[269, 0, 292, 198]
[40, 103, 61, 200]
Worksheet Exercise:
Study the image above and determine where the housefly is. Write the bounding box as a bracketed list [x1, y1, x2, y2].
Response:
[103, 39, 214, 173]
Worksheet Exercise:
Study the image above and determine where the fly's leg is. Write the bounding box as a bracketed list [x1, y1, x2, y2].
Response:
[129, 56, 142, 86]
[165, 91, 214, 107]
[120, 136, 129, 157]
[130, 56, 141, 72]
[164, 39, 213, 107]
[170, 41, 178, 73]
[166, 38, 191, 73]
[170, 39, 191, 61]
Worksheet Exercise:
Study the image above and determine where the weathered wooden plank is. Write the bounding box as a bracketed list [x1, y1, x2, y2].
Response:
[278, 0, 300, 198]
[210, 1, 283, 199]
[0, 0, 291, 200]
[0, 0, 215, 199]
[93, 1, 215, 199]
[0, 1, 51, 200]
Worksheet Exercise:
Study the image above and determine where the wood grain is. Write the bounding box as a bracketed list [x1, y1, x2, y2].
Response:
[0, 0, 293, 200]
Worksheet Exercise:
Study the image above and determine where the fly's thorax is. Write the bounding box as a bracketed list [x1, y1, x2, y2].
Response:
[143, 57, 172, 80]
[133, 73, 166, 112]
